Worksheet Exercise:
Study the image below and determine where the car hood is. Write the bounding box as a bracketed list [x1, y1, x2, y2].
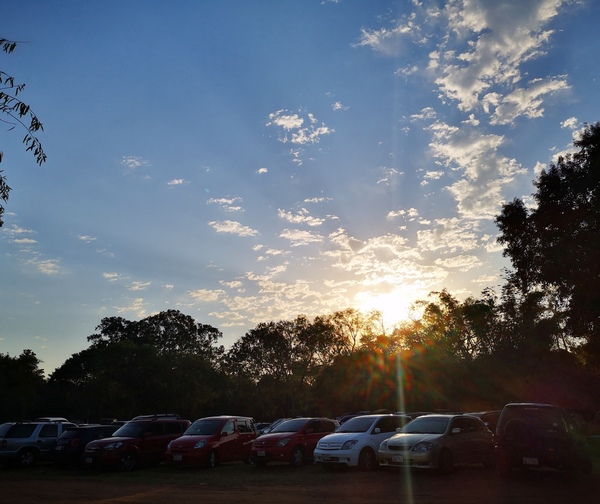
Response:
[319, 432, 366, 444]
[255, 431, 299, 442]
[169, 435, 215, 449]
[386, 433, 443, 446]
[87, 436, 137, 448]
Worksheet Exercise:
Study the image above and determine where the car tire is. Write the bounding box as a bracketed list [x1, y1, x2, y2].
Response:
[117, 452, 137, 472]
[17, 449, 37, 468]
[290, 446, 304, 467]
[207, 450, 218, 468]
[358, 448, 376, 471]
[438, 449, 453, 474]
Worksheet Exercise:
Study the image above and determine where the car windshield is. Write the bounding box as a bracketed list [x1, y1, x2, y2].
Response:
[0, 423, 13, 437]
[503, 406, 565, 430]
[336, 416, 376, 433]
[112, 422, 147, 438]
[401, 417, 449, 434]
[184, 419, 222, 436]
[271, 419, 307, 433]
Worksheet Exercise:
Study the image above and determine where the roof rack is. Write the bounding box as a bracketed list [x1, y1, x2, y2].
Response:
[131, 413, 181, 421]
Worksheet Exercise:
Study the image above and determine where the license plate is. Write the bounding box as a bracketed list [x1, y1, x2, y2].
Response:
[85, 457, 93, 464]
[392, 455, 404, 463]
[523, 457, 538, 466]
[173, 454, 182, 461]
[257, 451, 265, 457]
[321, 455, 331, 461]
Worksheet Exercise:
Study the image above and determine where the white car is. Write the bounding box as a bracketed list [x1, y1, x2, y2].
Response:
[313, 414, 411, 471]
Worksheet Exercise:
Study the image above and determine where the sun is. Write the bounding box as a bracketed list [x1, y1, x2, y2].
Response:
[354, 286, 421, 331]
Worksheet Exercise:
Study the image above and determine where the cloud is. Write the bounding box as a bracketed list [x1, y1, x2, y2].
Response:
[188, 289, 225, 302]
[256, 167, 268, 174]
[121, 156, 150, 170]
[278, 208, 325, 227]
[128, 281, 152, 291]
[167, 179, 188, 186]
[208, 197, 244, 213]
[24, 258, 62, 275]
[417, 218, 480, 253]
[279, 228, 324, 247]
[77, 235, 96, 243]
[208, 220, 258, 237]
[332, 101, 349, 111]
[435, 254, 482, 271]
[266, 109, 334, 164]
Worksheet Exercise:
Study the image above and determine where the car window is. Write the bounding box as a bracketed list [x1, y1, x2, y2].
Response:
[165, 422, 184, 435]
[0, 423, 14, 437]
[6, 424, 37, 438]
[39, 424, 59, 438]
[377, 417, 405, 433]
[221, 420, 235, 436]
[337, 416, 375, 433]
[145, 423, 164, 436]
[237, 419, 251, 433]
[271, 419, 307, 433]
[402, 417, 449, 434]
[322, 420, 337, 433]
[185, 419, 221, 436]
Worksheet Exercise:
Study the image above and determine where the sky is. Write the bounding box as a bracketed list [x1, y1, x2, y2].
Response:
[1, 0, 600, 376]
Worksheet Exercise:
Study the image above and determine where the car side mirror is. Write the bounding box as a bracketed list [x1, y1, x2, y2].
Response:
[373, 427, 381, 434]
[451, 427, 461, 434]
[395, 427, 402, 433]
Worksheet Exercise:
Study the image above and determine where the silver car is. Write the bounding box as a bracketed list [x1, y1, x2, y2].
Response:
[378, 414, 495, 473]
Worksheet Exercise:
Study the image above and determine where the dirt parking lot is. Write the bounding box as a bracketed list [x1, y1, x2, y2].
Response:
[2, 462, 600, 504]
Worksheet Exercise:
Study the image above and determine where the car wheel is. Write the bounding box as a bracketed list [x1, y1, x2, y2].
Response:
[358, 448, 376, 471]
[117, 452, 137, 472]
[18, 449, 37, 468]
[290, 446, 304, 467]
[438, 449, 453, 474]
[207, 450, 218, 468]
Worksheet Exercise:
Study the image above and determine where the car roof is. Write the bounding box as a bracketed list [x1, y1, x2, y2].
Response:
[195, 415, 254, 421]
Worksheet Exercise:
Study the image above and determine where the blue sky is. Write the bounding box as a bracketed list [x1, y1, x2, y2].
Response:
[2, 0, 599, 375]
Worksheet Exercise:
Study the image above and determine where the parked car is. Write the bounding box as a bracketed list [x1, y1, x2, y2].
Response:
[314, 414, 411, 471]
[466, 411, 501, 433]
[495, 402, 593, 476]
[378, 414, 495, 473]
[164, 415, 256, 468]
[257, 418, 289, 436]
[83, 414, 190, 471]
[53, 424, 119, 467]
[251, 417, 339, 467]
[0, 421, 77, 467]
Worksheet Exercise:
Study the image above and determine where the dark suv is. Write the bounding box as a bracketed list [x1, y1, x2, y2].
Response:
[0, 421, 77, 467]
[495, 402, 592, 476]
[83, 414, 190, 471]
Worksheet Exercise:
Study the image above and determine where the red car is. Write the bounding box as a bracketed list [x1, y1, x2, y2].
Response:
[251, 417, 338, 467]
[164, 416, 256, 467]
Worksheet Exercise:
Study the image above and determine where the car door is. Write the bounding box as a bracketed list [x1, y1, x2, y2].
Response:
[236, 419, 256, 460]
[303, 420, 324, 456]
[448, 417, 475, 465]
[371, 417, 403, 451]
[217, 420, 236, 462]
[37, 424, 60, 459]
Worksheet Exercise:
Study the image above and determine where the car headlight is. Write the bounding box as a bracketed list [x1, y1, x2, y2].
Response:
[104, 442, 123, 450]
[277, 437, 290, 447]
[341, 440, 358, 450]
[194, 440, 208, 449]
[412, 442, 433, 453]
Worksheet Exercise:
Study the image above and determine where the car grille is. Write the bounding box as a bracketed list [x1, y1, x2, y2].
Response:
[253, 439, 276, 448]
[388, 445, 413, 452]
[317, 441, 343, 450]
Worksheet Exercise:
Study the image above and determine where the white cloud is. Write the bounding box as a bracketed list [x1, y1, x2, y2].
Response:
[208, 220, 258, 237]
[278, 208, 325, 227]
[121, 156, 150, 170]
[167, 178, 188, 186]
[279, 228, 324, 247]
[77, 235, 96, 243]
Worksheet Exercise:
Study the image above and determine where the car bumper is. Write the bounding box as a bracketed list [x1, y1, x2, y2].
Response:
[250, 447, 291, 464]
[313, 448, 360, 466]
[164, 450, 208, 466]
[378, 450, 435, 468]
